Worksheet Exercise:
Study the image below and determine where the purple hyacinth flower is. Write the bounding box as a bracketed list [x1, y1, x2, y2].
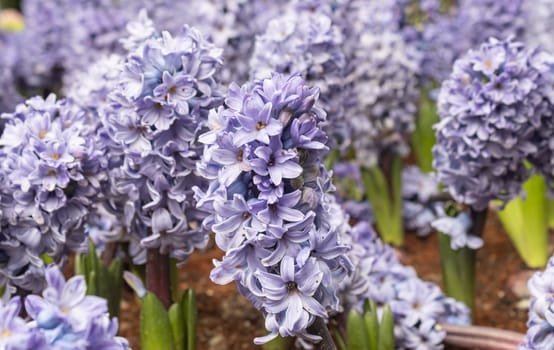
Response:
[393, 280, 446, 327]
[400, 318, 446, 350]
[197, 73, 351, 345]
[521, 254, 554, 349]
[234, 98, 282, 146]
[255, 256, 326, 343]
[153, 71, 196, 115]
[100, 14, 224, 263]
[25, 266, 107, 334]
[250, 137, 303, 186]
[434, 37, 554, 209]
[210, 135, 252, 186]
[431, 212, 483, 250]
[211, 195, 264, 251]
[257, 190, 305, 231]
[0, 297, 46, 349]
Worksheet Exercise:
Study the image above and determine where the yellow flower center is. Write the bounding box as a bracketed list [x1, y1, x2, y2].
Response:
[256, 121, 266, 130]
[484, 59, 492, 70]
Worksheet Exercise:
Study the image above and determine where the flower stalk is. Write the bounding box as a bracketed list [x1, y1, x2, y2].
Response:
[438, 233, 476, 312]
[438, 208, 487, 313]
[146, 249, 172, 309]
[308, 318, 337, 350]
[101, 241, 119, 267]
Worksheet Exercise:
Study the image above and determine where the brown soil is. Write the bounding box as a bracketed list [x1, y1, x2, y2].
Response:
[401, 212, 531, 334]
[119, 212, 537, 350]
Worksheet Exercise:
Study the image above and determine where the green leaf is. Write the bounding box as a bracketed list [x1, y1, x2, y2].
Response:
[96, 264, 110, 310]
[262, 336, 293, 350]
[548, 198, 554, 229]
[87, 241, 100, 296]
[181, 289, 197, 350]
[378, 305, 395, 350]
[169, 303, 185, 350]
[74, 253, 86, 277]
[361, 158, 404, 246]
[0, 0, 21, 11]
[497, 174, 548, 268]
[140, 293, 176, 350]
[87, 270, 98, 296]
[363, 300, 379, 350]
[75, 241, 124, 317]
[325, 148, 340, 170]
[411, 90, 439, 173]
[347, 309, 369, 350]
[108, 259, 123, 317]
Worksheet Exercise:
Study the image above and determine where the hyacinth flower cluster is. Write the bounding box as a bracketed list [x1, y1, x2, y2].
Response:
[343, 29, 420, 164]
[196, 73, 352, 345]
[339, 216, 470, 349]
[0, 95, 105, 291]
[101, 18, 224, 263]
[458, 0, 525, 48]
[0, 265, 129, 349]
[520, 256, 554, 349]
[319, 166, 469, 350]
[432, 36, 554, 310]
[409, 2, 470, 86]
[14, 0, 131, 91]
[130, 0, 288, 85]
[359, 0, 523, 87]
[523, 0, 554, 53]
[64, 54, 123, 118]
[341, 0, 452, 86]
[338, 14, 420, 245]
[0, 21, 22, 114]
[434, 37, 554, 211]
[61, 54, 130, 257]
[250, 8, 347, 145]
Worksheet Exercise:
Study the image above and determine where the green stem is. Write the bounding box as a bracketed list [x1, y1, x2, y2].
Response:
[438, 208, 486, 313]
[361, 154, 403, 246]
[146, 249, 172, 309]
[308, 318, 337, 350]
[497, 174, 548, 268]
[438, 233, 476, 312]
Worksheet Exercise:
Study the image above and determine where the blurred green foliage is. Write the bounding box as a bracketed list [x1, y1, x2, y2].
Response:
[0, 0, 20, 10]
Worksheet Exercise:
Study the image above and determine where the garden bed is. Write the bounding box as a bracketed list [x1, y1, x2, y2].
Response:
[119, 212, 536, 350]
